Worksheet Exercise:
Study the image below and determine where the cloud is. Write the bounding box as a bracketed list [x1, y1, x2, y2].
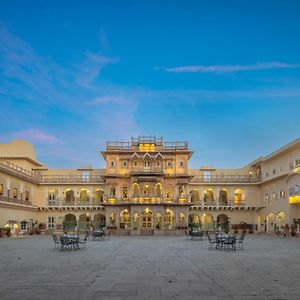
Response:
[159, 62, 300, 73]
[86, 95, 126, 105]
[13, 129, 62, 144]
[76, 52, 118, 86]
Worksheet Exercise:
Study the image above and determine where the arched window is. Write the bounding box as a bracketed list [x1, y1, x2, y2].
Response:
[13, 187, 18, 198]
[25, 191, 30, 201]
[0, 184, 3, 196]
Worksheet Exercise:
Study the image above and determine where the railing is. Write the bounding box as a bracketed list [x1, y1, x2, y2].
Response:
[0, 195, 33, 206]
[48, 197, 105, 206]
[191, 174, 260, 183]
[191, 199, 246, 206]
[130, 167, 164, 174]
[0, 160, 38, 182]
[38, 174, 104, 183]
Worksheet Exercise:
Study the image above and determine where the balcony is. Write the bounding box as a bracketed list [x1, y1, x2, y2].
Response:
[0, 195, 33, 206]
[39, 174, 104, 184]
[130, 167, 164, 175]
[47, 197, 105, 207]
[191, 174, 260, 183]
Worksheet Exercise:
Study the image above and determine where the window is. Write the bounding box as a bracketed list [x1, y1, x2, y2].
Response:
[166, 160, 172, 168]
[20, 221, 27, 231]
[264, 193, 269, 202]
[204, 171, 211, 182]
[272, 169, 276, 175]
[290, 159, 300, 170]
[144, 161, 150, 169]
[0, 184, 3, 196]
[25, 191, 30, 201]
[156, 161, 160, 167]
[13, 188, 18, 198]
[122, 187, 128, 199]
[179, 161, 184, 168]
[122, 161, 128, 168]
[82, 171, 89, 182]
[133, 161, 138, 167]
[110, 160, 115, 167]
[272, 192, 277, 200]
[280, 190, 285, 198]
[47, 216, 55, 229]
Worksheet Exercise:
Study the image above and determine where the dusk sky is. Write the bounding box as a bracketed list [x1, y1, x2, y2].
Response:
[1, 0, 300, 169]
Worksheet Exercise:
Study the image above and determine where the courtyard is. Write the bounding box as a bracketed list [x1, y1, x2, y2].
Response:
[0, 235, 300, 300]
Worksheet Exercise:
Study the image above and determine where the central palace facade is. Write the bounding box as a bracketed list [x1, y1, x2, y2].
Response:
[0, 136, 300, 235]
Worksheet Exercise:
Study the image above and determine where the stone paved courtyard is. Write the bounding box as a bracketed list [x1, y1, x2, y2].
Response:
[0, 234, 300, 300]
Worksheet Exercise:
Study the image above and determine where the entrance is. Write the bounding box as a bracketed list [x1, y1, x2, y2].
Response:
[142, 208, 153, 228]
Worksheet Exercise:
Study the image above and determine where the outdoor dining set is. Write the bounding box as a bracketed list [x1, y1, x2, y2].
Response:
[186, 229, 245, 251]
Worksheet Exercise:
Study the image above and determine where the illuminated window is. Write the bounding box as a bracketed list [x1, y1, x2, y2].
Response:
[264, 194, 269, 202]
[272, 192, 276, 200]
[122, 187, 128, 199]
[280, 190, 285, 198]
[13, 188, 18, 198]
[0, 184, 3, 195]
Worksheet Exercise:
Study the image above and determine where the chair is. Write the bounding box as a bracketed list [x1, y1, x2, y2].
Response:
[223, 236, 236, 250]
[207, 234, 217, 249]
[236, 233, 245, 248]
[52, 234, 60, 249]
[78, 234, 88, 247]
[60, 236, 72, 251]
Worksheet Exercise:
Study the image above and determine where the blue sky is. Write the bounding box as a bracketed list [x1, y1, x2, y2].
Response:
[1, 0, 300, 168]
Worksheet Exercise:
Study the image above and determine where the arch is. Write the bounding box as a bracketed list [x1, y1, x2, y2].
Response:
[0, 183, 3, 196]
[132, 212, 139, 229]
[201, 213, 214, 229]
[178, 212, 185, 225]
[190, 189, 200, 203]
[63, 214, 77, 231]
[120, 209, 131, 227]
[204, 189, 214, 204]
[276, 211, 286, 228]
[48, 188, 57, 201]
[93, 188, 104, 203]
[141, 208, 153, 229]
[219, 189, 228, 205]
[143, 183, 152, 198]
[93, 214, 106, 229]
[12, 187, 18, 198]
[189, 213, 200, 225]
[132, 183, 139, 197]
[165, 184, 174, 199]
[234, 188, 245, 205]
[109, 213, 116, 225]
[164, 209, 175, 229]
[267, 212, 275, 232]
[65, 189, 75, 203]
[178, 185, 186, 198]
[79, 213, 90, 231]
[217, 213, 229, 230]
[79, 188, 89, 202]
[155, 212, 162, 229]
[155, 182, 162, 197]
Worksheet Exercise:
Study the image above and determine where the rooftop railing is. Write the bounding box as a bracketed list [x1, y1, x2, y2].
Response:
[191, 174, 260, 183]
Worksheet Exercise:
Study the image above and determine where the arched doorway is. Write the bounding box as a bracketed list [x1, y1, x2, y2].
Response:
[234, 188, 245, 205]
[219, 189, 228, 205]
[142, 208, 153, 229]
[79, 188, 89, 203]
[120, 209, 131, 228]
[276, 212, 286, 228]
[190, 189, 200, 203]
[93, 189, 104, 203]
[164, 209, 174, 229]
[132, 183, 139, 197]
[201, 213, 214, 229]
[204, 189, 214, 205]
[65, 189, 75, 203]
[155, 183, 162, 197]
[132, 212, 139, 229]
[267, 212, 275, 232]
[155, 212, 162, 230]
[63, 214, 77, 231]
[93, 214, 106, 229]
[79, 213, 90, 231]
[178, 213, 185, 226]
[109, 213, 116, 226]
[217, 214, 229, 230]
[189, 213, 200, 226]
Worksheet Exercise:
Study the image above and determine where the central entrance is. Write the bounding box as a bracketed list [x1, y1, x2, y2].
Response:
[142, 208, 153, 228]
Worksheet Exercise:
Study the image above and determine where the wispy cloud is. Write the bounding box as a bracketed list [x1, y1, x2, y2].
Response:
[76, 52, 118, 86]
[159, 62, 300, 73]
[13, 129, 62, 144]
[86, 95, 126, 105]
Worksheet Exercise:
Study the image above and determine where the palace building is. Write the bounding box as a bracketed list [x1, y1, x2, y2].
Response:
[0, 136, 299, 235]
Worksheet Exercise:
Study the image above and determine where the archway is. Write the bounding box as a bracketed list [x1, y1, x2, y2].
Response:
[189, 213, 200, 226]
[109, 213, 116, 225]
[48, 188, 57, 204]
[155, 212, 162, 230]
[132, 183, 139, 197]
[178, 213, 185, 225]
[79, 213, 90, 231]
[63, 214, 77, 231]
[132, 212, 139, 229]
[190, 189, 200, 203]
[217, 214, 229, 230]
[120, 209, 131, 228]
[93, 214, 106, 229]
[79, 188, 89, 203]
[267, 212, 275, 232]
[276, 212, 286, 228]
[204, 189, 214, 204]
[93, 189, 104, 203]
[201, 213, 214, 229]
[141, 208, 153, 229]
[219, 189, 228, 205]
[65, 189, 75, 203]
[164, 209, 174, 229]
[234, 188, 245, 205]
[155, 183, 162, 197]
